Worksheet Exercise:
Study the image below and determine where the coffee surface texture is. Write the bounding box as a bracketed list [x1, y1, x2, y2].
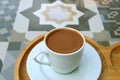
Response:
[46, 29, 83, 53]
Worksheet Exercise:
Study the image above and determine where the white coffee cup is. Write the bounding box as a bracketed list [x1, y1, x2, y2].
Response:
[34, 27, 86, 74]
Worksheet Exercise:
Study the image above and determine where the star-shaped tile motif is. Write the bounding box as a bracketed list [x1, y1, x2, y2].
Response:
[33, 0, 84, 28]
[21, 0, 96, 31]
[42, 5, 76, 24]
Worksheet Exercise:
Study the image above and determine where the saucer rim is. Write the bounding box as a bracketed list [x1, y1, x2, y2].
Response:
[26, 41, 102, 80]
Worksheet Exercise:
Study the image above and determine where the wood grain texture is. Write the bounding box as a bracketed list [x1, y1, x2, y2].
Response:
[14, 34, 120, 80]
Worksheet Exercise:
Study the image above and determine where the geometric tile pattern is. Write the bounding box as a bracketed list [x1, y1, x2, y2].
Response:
[14, 0, 100, 42]
[0, 0, 20, 41]
[97, 0, 120, 42]
[0, 42, 27, 80]
[33, 0, 84, 28]
[21, 0, 96, 31]
[0, 0, 21, 79]
[0, 41, 27, 80]
[0, 0, 120, 80]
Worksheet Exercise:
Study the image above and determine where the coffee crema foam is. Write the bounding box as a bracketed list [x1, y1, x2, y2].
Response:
[46, 29, 84, 54]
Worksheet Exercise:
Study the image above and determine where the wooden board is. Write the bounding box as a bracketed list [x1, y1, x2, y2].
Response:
[14, 34, 120, 80]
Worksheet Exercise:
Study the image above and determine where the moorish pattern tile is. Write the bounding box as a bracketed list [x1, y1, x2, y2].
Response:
[20, 0, 98, 31]
[0, 0, 20, 41]
[34, 0, 84, 28]
[14, 0, 104, 41]
[97, 0, 120, 40]
[72, 0, 102, 32]
[0, 41, 27, 80]
[15, 0, 54, 32]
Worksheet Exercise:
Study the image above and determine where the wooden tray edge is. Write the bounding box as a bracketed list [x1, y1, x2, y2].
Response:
[14, 34, 120, 80]
[14, 34, 45, 80]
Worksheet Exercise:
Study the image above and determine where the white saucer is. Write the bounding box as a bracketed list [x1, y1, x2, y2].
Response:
[27, 41, 102, 80]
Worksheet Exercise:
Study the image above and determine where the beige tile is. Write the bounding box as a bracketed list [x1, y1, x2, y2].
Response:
[93, 30, 108, 41]
[10, 30, 28, 41]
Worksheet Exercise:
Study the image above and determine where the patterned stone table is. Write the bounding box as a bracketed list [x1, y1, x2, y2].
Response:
[0, 0, 120, 80]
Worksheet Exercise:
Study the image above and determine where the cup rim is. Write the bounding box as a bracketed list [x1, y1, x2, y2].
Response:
[44, 27, 86, 56]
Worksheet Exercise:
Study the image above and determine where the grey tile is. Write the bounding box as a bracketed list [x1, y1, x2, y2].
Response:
[97, 41, 110, 46]
[105, 31, 120, 41]
[0, 28, 8, 35]
[8, 5, 16, 10]
[0, 10, 5, 15]
[103, 22, 118, 31]
[110, 31, 120, 38]
[0, 59, 3, 73]
[97, 0, 120, 39]
[66, 8, 96, 31]
[104, 22, 120, 38]
[8, 42, 27, 58]
[4, 15, 12, 21]
[1, 0, 9, 5]
[0, 0, 20, 41]
[0, 35, 9, 41]
[20, 41, 28, 50]
[7, 42, 21, 51]
[1, 52, 16, 72]
[0, 75, 6, 80]
[21, 0, 55, 31]
[1, 64, 14, 80]
[0, 28, 11, 41]
[8, 51, 20, 59]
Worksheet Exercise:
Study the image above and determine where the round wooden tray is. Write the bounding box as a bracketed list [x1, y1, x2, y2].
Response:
[14, 34, 120, 80]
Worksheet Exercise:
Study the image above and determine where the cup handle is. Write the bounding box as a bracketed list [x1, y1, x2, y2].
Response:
[33, 51, 50, 66]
